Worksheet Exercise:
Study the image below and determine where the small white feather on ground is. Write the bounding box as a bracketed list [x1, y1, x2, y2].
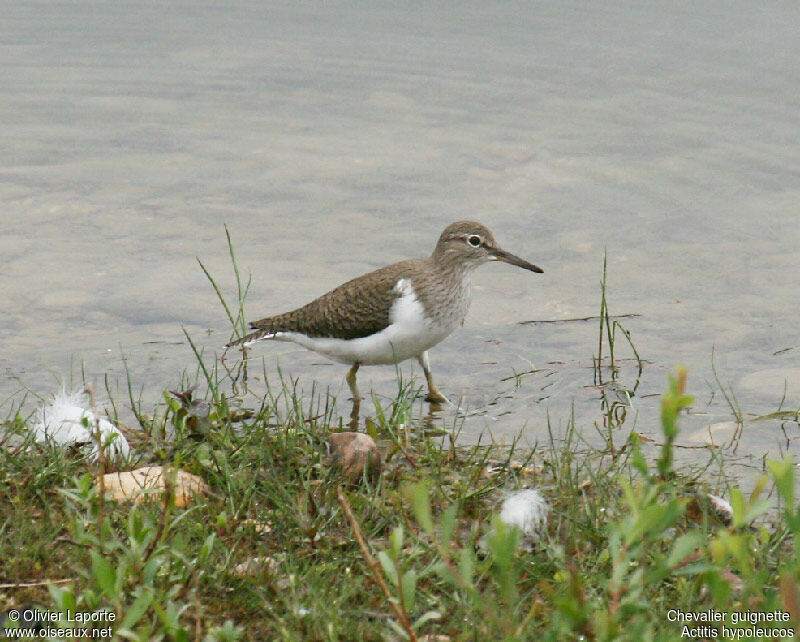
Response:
[499, 489, 549, 541]
[32, 389, 130, 460]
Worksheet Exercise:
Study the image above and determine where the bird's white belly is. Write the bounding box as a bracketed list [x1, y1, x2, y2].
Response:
[273, 278, 462, 365]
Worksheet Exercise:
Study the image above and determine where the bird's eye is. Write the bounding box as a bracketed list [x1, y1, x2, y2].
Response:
[467, 235, 481, 248]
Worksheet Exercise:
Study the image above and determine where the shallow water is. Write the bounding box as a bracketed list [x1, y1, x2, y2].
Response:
[2, 1, 799, 485]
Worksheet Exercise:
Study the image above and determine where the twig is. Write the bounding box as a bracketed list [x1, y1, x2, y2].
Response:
[0, 578, 74, 589]
[395, 441, 419, 469]
[519, 313, 640, 325]
[336, 487, 417, 642]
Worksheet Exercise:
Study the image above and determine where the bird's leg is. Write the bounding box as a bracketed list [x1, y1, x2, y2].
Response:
[346, 363, 361, 429]
[418, 352, 449, 404]
[346, 363, 361, 403]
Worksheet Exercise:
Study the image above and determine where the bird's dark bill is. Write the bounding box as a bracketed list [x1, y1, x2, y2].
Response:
[490, 248, 543, 273]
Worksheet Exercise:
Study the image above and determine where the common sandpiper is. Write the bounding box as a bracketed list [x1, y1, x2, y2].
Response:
[225, 221, 543, 405]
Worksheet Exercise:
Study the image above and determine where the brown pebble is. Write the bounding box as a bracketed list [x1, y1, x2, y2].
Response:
[327, 432, 382, 481]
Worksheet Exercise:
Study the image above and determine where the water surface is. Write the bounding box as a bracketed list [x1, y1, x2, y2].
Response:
[2, 1, 799, 485]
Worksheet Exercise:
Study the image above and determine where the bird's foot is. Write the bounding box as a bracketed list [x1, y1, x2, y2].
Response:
[424, 390, 449, 405]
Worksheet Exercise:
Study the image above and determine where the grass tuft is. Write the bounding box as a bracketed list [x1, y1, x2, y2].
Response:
[2, 245, 798, 639]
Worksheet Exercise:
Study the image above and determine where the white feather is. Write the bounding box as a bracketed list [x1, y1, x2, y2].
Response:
[499, 489, 549, 539]
[32, 389, 130, 461]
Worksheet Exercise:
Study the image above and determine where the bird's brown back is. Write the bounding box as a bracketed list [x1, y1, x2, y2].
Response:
[248, 258, 430, 340]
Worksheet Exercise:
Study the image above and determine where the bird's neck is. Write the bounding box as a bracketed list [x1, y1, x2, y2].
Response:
[430, 250, 478, 282]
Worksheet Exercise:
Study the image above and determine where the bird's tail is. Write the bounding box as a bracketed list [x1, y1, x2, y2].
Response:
[223, 328, 277, 350]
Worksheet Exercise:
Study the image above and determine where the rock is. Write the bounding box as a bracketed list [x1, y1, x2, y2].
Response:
[327, 432, 382, 481]
[98, 466, 209, 507]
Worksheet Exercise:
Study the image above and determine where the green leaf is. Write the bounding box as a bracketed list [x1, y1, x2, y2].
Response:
[385, 619, 407, 639]
[143, 554, 163, 585]
[638, 498, 683, 543]
[440, 504, 458, 550]
[412, 610, 442, 631]
[741, 498, 771, 527]
[120, 587, 153, 630]
[365, 417, 379, 441]
[390, 525, 404, 559]
[487, 516, 519, 575]
[401, 569, 417, 611]
[630, 447, 648, 476]
[665, 532, 702, 569]
[768, 456, 795, 507]
[412, 483, 434, 536]
[372, 399, 386, 427]
[432, 560, 456, 583]
[672, 561, 715, 576]
[198, 532, 216, 566]
[377, 551, 398, 587]
[114, 557, 129, 596]
[90, 550, 116, 597]
[729, 488, 746, 528]
[47, 584, 76, 613]
[458, 546, 475, 584]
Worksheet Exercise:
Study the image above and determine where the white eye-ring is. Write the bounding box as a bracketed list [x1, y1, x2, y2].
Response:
[467, 235, 481, 248]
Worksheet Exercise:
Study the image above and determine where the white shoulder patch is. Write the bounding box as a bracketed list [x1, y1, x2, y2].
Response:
[390, 279, 423, 325]
[393, 278, 414, 296]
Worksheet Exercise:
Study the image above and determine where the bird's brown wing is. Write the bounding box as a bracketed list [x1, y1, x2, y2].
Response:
[243, 260, 421, 342]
